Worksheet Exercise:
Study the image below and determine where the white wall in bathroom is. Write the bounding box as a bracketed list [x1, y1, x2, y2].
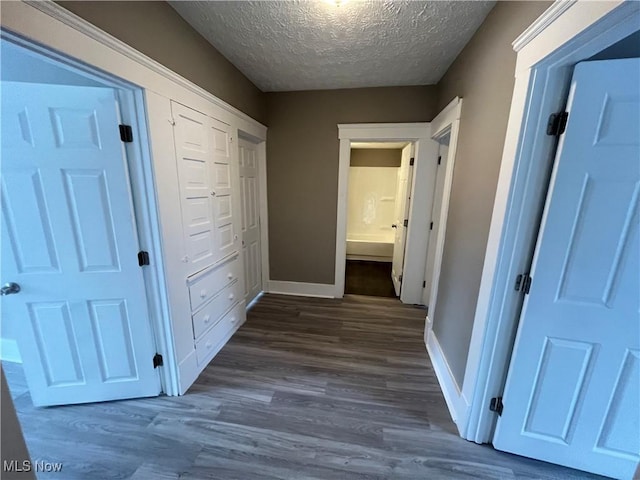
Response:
[347, 166, 398, 242]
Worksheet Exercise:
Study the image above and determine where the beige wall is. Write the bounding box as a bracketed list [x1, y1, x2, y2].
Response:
[56, 1, 267, 124]
[350, 149, 402, 168]
[432, 1, 552, 386]
[56, 2, 552, 382]
[266, 87, 438, 284]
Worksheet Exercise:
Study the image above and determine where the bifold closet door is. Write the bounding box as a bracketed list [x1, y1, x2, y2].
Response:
[172, 102, 236, 276]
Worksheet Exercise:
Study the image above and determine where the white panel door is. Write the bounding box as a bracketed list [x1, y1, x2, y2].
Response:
[172, 102, 216, 275]
[391, 143, 414, 296]
[493, 59, 640, 479]
[210, 117, 237, 263]
[239, 138, 261, 304]
[0, 82, 160, 406]
[423, 140, 448, 307]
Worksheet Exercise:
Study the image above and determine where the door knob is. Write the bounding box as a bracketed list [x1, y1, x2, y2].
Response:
[0, 282, 20, 295]
[391, 224, 397, 229]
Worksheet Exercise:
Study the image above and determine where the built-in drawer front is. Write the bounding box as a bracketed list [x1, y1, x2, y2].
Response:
[188, 255, 241, 311]
[195, 302, 245, 367]
[192, 280, 243, 339]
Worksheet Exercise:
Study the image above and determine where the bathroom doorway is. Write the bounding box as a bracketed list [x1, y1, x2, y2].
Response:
[344, 142, 412, 297]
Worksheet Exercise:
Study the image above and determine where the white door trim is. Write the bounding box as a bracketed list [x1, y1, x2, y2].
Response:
[336, 123, 438, 303]
[460, 0, 640, 444]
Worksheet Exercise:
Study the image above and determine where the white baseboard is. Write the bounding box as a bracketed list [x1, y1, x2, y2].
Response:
[267, 280, 335, 298]
[246, 292, 264, 310]
[425, 315, 433, 335]
[425, 327, 470, 434]
[0, 338, 22, 363]
[178, 350, 199, 395]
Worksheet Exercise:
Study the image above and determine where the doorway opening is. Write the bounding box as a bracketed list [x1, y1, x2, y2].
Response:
[335, 123, 440, 304]
[344, 142, 411, 297]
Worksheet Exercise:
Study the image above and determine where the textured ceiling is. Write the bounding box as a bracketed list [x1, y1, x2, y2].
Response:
[169, 1, 496, 92]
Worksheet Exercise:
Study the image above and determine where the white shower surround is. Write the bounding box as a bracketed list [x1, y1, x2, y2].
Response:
[346, 165, 397, 261]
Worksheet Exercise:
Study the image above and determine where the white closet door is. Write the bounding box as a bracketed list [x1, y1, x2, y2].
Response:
[493, 59, 640, 479]
[0, 82, 160, 406]
[239, 138, 262, 304]
[210, 117, 237, 263]
[172, 102, 216, 276]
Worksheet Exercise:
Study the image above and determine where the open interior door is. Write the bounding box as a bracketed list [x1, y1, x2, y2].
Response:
[391, 143, 414, 296]
[493, 59, 640, 479]
[1, 82, 161, 406]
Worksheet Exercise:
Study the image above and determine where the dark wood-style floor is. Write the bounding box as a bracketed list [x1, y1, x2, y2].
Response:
[3, 294, 603, 479]
[345, 260, 396, 298]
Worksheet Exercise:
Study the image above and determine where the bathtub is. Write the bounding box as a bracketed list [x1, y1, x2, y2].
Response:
[346, 232, 394, 262]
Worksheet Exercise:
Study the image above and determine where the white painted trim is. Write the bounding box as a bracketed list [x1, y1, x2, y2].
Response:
[462, 0, 640, 444]
[425, 324, 470, 433]
[118, 87, 175, 396]
[257, 141, 271, 291]
[246, 292, 264, 310]
[267, 281, 336, 299]
[335, 138, 352, 298]
[335, 123, 438, 304]
[512, 0, 577, 52]
[430, 97, 462, 138]
[424, 97, 462, 320]
[178, 350, 199, 395]
[21, 0, 266, 135]
[0, 339, 22, 363]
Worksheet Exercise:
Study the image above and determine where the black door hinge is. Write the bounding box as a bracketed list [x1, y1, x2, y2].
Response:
[429, 221, 434, 230]
[153, 353, 163, 368]
[546, 112, 568, 136]
[409, 157, 415, 166]
[490, 396, 504, 416]
[399, 274, 403, 283]
[422, 280, 426, 288]
[437, 156, 442, 165]
[119, 124, 134, 142]
[138, 251, 150, 266]
[514, 273, 532, 294]
[403, 219, 409, 227]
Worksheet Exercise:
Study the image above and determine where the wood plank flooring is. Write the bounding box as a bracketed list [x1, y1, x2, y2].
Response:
[3, 294, 604, 479]
[344, 260, 396, 298]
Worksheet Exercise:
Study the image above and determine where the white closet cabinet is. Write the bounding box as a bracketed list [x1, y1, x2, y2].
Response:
[157, 98, 246, 393]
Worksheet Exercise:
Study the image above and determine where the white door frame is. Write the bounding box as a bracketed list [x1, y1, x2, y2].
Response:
[237, 130, 270, 308]
[336, 123, 439, 303]
[423, 97, 462, 319]
[0, 32, 173, 394]
[460, 0, 640, 444]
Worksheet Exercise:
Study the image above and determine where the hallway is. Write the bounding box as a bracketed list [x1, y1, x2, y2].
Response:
[4, 294, 601, 479]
